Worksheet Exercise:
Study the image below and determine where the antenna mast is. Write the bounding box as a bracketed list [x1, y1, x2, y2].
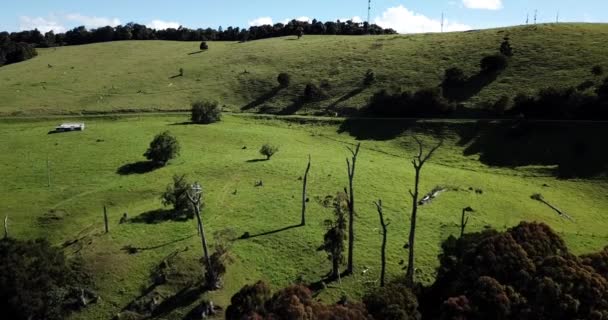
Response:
[367, 0, 372, 25]
[526, 13, 529, 25]
[556, 10, 559, 23]
[441, 12, 444, 33]
[534, 10, 538, 24]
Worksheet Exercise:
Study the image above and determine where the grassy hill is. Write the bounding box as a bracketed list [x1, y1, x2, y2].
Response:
[1, 114, 607, 319]
[1, 23, 608, 116]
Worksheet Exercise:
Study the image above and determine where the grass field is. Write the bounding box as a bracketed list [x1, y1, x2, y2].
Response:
[1, 114, 607, 319]
[1, 23, 608, 116]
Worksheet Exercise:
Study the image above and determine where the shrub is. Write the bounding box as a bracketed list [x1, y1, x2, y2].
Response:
[363, 69, 376, 86]
[179, 67, 184, 76]
[363, 280, 421, 320]
[191, 100, 222, 124]
[443, 67, 466, 87]
[225, 281, 272, 319]
[480, 54, 508, 74]
[259, 144, 279, 160]
[161, 174, 193, 218]
[200, 41, 209, 50]
[592, 65, 604, 77]
[277, 72, 291, 88]
[144, 131, 180, 166]
[500, 36, 514, 57]
[0, 238, 92, 320]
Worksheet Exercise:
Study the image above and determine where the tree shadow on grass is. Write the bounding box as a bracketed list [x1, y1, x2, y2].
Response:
[328, 87, 364, 109]
[278, 97, 306, 115]
[237, 224, 302, 240]
[246, 159, 268, 163]
[457, 120, 608, 179]
[117, 161, 161, 175]
[188, 50, 205, 55]
[442, 71, 499, 102]
[130, 209, 191, 224]
[338, 118, 419, 141]
[152, 285, 205, 318]
[242, 86, 283, 111]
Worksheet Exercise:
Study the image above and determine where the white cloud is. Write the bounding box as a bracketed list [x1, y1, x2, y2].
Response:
[338, 16, 364, 23]
[462, 0, 503, 10]
[295, 16, 312, 23]
[375, 5, 471, 33]
[249, 17, 273, 26]
[65, 13, 121, 28]
[19, 15, 66, 33]
[146, 20, 181, 30]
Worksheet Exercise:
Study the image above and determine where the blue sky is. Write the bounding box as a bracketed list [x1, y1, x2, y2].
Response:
[2, 0, 607, 34]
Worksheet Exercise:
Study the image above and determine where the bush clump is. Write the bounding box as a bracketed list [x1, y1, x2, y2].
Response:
[200, 41, 209, 50]
[303, 83, 328, 101]
[0, 238, 93, 320]
[144, 131, 180, 166]
[259, 144, 279, 160]
[191, 100, 222, 124]
[161, 174, 193, 218]
[277, 72, 291, 88]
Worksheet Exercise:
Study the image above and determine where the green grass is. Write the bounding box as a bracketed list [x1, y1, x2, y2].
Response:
[1, 114, 607, 319]
[1, 23, 608, 116]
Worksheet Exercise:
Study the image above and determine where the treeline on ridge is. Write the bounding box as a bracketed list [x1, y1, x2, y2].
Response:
[2, 19, 395, 48]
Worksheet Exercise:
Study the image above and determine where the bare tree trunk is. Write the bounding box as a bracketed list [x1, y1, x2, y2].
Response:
[460, 209, 469, 238]
[194, 204, 215, 287]
[405, 137, 442, 287]
[301, 155, 311, 226]
[103, 206, 109, 234]
[375, 200, 388, 287]
[345, 143, 361, 276]
[406, 168, 420, 286]
[3, 216, 8, 239]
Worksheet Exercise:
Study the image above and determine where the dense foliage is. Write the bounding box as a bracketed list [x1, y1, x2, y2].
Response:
[191, 100, 222, 124]
[0, 19, 395, 49]
[365, 87, 454, 117]
[259, 144, 279, 160]
[161, 174, 193, 218]
[226, 281, 370, 319]
[144, 131, 180, 166]
[0, 33, 37, 66]
[230, 222, 608, 320]
[0, 238, 91, 320]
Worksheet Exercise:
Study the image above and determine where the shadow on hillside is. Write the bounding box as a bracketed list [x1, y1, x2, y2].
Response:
[152, 285, 204, 318]
[188, 50, 205, 55]
[328, 87, 365, 109]
[246, 158, 268, 163]
[121, 235, 195, 254]
[242, 86, 283, 111]
[278, 97, 306, 115]
[458, 120, 608, 179]
[238, 224, 302, 240]
[130, 209, 191, 224]
[117, 161, 161, 175]
[442, 72, 499, 102]
[338, 118, 419, 141]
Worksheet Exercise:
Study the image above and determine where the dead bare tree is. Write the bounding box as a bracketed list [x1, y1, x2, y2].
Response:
[186, 182, 217, 289]
[405, 137, 442, 287]
[374, 200, 389, 287]
[460, 207, 475, 238]
[345, 143, 361, 275]
[301, 155, 311, 226]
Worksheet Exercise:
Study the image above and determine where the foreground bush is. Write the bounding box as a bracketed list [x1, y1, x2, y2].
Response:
[144, 131, 180, 166]
[0, 238, 92, 320]
[191, 100, 222, 124]
[226, 282, 370, 320]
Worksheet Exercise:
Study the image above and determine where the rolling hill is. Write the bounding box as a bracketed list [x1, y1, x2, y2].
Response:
[1, 23, 607, 116]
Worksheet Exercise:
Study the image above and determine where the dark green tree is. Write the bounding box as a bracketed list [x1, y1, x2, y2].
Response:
[259, 144, 279, 160]
[144, 131, 180, 166]
[319, 192, 348, 279]
[277, 72, 291, 88]
[161, 174, 192, 218]
[500, 36, 514, 57]
[200, 41, 209, 50]
[191, 100, 221, 124]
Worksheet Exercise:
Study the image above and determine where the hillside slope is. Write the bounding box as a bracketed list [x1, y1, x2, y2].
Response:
[1, 23, 607, 116]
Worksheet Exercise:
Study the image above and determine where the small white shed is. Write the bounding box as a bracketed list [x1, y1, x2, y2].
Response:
[55, 123, 85, 132]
